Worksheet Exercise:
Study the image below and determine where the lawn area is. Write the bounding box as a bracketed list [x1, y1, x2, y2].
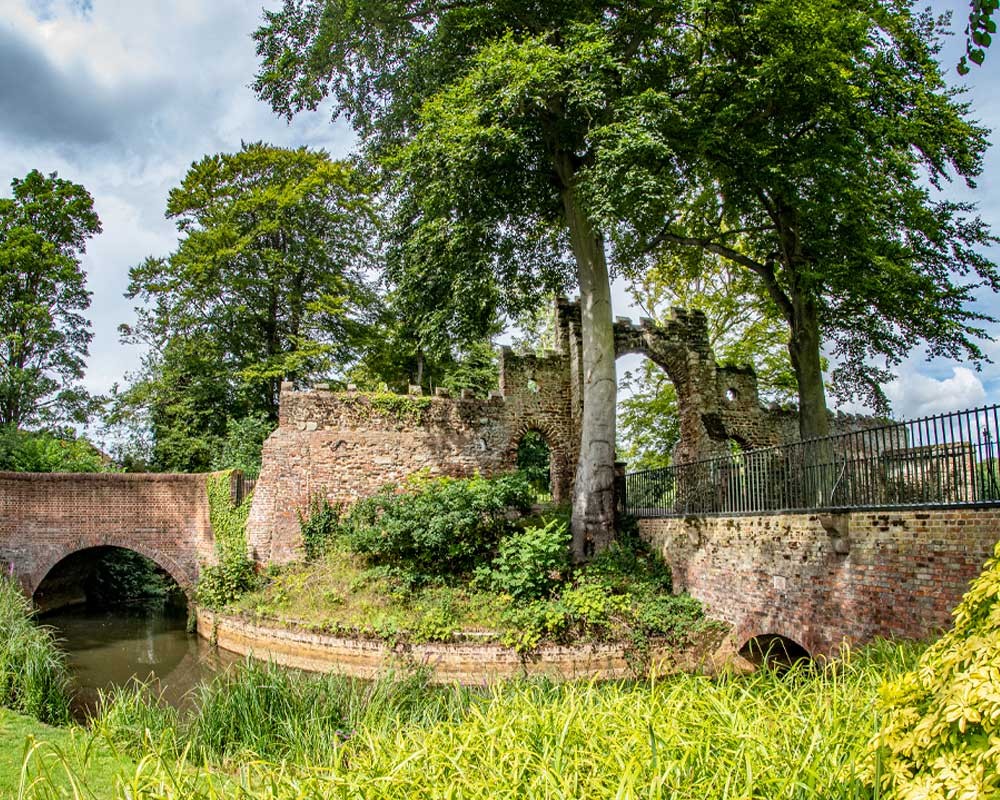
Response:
[0, 709, 133, 799]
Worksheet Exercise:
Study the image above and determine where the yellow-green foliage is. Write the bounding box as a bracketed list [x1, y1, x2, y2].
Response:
[196, 472, 256, 608]
[873, 539, 1000, 798]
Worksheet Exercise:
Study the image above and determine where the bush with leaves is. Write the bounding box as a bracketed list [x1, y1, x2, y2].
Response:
[871, 539, 1000, 798]
[340, 473, 533, 580]
[210, 413, 275, 479]
[298, 494, 341, 561]
[475, 517, 570, 600]
[0, 425, 108, 472]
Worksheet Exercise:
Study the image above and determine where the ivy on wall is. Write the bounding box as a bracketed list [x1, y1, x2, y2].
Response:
[197, 471, 257, 608]
[341, 392, 433, 425]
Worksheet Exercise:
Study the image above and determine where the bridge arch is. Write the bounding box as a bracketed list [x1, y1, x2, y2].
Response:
[27, 540, 196, 602]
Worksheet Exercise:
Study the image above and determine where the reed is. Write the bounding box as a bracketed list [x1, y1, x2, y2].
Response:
[0, 575, 71, 725]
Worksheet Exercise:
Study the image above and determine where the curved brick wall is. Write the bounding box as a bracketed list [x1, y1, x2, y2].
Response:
[196, 609, 730, 683]
[639, 508, 1000, 657]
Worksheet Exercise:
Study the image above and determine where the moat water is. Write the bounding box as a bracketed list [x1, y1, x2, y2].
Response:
[42, 603, 241, 719]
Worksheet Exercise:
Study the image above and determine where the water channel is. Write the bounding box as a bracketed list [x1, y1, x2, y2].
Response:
[42, 602, 241, 719]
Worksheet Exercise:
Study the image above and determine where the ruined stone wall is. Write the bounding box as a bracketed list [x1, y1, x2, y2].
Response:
[0, 472, 215, 597]
[639, 509, 999, 657]
[247, 348, 576, 563]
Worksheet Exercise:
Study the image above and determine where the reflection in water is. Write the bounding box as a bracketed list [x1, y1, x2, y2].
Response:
[42, 603, 240, 719]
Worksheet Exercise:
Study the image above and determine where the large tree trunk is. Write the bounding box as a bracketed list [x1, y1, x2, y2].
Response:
[562, 188, 617, 562]
[787, 292, 829, 441]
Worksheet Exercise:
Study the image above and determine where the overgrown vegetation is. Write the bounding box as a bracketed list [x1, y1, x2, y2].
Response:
[195, 472, 258, 609]
[0, 426, 109, 473]
[338, 472, 534, 580]
[85, 549, 178, 606]
[8, 640, 924, 799]
[873, 538, 1000, 798]
[0, 574, 71, 725]
[230, 475, 712, 659]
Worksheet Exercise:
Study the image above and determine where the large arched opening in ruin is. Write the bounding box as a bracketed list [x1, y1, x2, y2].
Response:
[616, 352, 681, 472]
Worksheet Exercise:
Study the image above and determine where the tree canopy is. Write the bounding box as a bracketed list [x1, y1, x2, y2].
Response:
[591, 0, 998, 436]
[116, 143, 375, 471]
[0, 169, 102, 428]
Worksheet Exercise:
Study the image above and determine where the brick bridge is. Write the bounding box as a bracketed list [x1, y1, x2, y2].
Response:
[0, 471, 215, 609]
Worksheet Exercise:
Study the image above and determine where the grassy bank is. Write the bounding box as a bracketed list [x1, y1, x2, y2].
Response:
[14, 640, 922, 799]
[0, 708, 133, 799]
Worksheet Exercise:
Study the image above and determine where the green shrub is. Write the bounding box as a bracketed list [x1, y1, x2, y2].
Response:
[0, 573, 71, 724]
[872, 539, 1000, 798]
[475, 518, 570, 600]
[298, 494, 341, 561]
[0, 425, 109, 473]
[341, 473, 533, 579]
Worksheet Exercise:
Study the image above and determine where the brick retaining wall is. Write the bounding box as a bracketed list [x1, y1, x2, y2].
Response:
[639, 508, 1000, 657]
[196, 609, 729, 683]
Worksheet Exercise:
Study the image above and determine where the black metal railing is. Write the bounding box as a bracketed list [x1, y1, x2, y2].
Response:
[624, 404, 1000, 518]
[230, 471, 257, 507]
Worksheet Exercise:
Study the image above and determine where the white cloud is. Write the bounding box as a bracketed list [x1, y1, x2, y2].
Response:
[883, 366, 988, 418]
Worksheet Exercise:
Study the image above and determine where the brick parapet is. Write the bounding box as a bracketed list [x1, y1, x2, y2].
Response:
[638, 508, 999, 657]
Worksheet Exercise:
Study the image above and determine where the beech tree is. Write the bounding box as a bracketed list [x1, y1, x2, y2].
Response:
[591, 0, 998, 438]
[254, 3, 691, 558]
[0, 170, 102, 427]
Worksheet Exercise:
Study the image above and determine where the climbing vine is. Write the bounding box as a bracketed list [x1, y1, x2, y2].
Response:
[197, 471, 257, 609]
[342, 392, 433, 425]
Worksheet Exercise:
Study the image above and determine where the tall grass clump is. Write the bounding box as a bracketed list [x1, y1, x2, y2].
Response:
[0, 573, 71, 725]
[91, 658, 481, 767]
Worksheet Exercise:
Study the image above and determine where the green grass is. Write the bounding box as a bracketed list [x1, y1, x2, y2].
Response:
[0, 576, 71, 725]
[230, 547, 505, 641]
[0, 708, 133, 799]
[24, 639, 922, 799]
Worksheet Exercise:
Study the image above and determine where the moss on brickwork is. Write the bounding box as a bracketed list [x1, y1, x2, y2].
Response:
[348, 392, 433, 424]
[872, 538, 1000, 798]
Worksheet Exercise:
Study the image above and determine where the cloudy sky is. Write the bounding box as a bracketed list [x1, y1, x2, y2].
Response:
[1, 0, 998, 422]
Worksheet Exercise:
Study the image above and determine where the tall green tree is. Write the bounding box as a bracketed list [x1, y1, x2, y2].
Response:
[0, 170, 102, 427]
[120, 143, 375, 471]
[592, 0, 998, 438]
[961, 0, 997, 73]
[255, 2, 689, 558]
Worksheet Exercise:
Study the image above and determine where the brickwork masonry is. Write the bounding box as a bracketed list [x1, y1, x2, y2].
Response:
[638, 508, 1000, 657]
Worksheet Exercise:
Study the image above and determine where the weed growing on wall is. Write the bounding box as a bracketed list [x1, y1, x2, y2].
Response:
[872, 539, 1000, 798]
[298, 495, 340, 561]
[196, 472, 257, 608]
